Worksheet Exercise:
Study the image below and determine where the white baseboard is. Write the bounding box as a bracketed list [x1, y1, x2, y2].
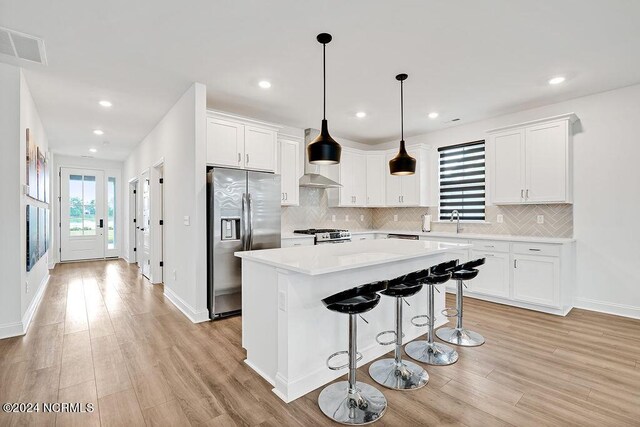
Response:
[574, 297, 640, 320]
[0, 274, 50, 340]
[163, 286, 209, 323]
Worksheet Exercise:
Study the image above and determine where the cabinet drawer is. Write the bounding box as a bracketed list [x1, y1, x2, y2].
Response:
[352, 234, 375, 241]
[470, 240, 509, 253]
[512, 242, 560, 257]
[281, 238, 314, 248]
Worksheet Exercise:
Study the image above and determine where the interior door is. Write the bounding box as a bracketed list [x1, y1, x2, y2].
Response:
[141, 172, 151, 278]
[60, 168, 105, 261]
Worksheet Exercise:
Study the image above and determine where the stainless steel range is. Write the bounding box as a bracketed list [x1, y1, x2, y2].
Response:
[293, 229, 351, 244]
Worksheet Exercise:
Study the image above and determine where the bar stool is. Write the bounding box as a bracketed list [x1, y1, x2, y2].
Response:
[405, 261, 459, 365]
[368, 271, 429, 390]
[436, 258, 486, 347]
[318, 281, 388, 425]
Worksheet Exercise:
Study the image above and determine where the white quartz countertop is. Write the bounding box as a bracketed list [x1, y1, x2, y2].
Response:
[236, 239, 472, 275]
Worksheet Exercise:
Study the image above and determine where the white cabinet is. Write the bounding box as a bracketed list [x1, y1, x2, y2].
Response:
[206, 118, 244, 168]
[206, 112, 279, 172]
[352, 233, 375, 241]
[385, 146, 432, 207]
[278, 138, 300, 206]
[488, 114, 576, 204]
[512, 254, 560, 308]
[365, 153, 386, 207]
[245, 126, 276, 172]
[281, 237, 314, 248]
[470, 249, 510, 298]
[329, 149, 367, 207]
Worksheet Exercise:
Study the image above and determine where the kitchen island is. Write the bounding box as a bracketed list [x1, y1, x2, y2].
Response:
[235, 239, 471, 402]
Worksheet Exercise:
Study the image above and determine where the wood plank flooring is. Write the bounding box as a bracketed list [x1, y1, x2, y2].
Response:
[1, 259, 639, 426]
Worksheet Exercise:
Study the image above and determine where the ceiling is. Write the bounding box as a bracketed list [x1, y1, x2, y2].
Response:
[2, 0, 640, 160]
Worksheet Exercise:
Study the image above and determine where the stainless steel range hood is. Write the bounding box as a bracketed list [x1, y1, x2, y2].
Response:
[299, 128, 342, 188]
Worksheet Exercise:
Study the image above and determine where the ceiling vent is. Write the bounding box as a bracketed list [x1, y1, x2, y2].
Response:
[0, 27, 47, 65]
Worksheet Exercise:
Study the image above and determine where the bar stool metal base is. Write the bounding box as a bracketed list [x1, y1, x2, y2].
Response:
[405, 340, 459, 366]
[318, 381, 387, 425]
[436, 327, 485, 347]
[368, 359, 429, 390]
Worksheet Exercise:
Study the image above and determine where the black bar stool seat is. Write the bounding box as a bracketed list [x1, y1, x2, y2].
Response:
[380, 273, 424, 298]
[436, 258, 487, 347]
[318, 281, 388, 425]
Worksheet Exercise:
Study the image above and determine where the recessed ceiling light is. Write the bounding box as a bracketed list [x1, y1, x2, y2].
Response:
[89, 148, 97, 153]
[258, 80, 271, 89]
[548, 76, 566, 85]
[99, 100, 112, 107]
[355, 111, 366, 118]
[428, 112, 439, 119]
[93, 129, 104, 135]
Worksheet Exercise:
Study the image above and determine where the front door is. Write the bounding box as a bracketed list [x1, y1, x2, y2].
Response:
[60, 168, 105, 261]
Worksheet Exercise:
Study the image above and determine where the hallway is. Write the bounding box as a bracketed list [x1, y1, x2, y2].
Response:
[1, 260, 640, 426]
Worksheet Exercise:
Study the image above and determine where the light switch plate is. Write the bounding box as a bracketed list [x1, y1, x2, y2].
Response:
[537, 215, 544, 224]
[497, 214, 504, 224]
[183, 216, 190, 226]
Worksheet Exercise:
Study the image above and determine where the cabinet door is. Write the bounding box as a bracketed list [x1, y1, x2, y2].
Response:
[491, 129, 525, 203]
[279, 139, 300, 206]
[469, 250, 510, 298]
[400, 148, 420, 206]
[366, 153, 386, 206]
[525, 121, 567, 203]
[385, 152, 403, 206]
[512, 254, 560, 307]
[352, 152, 367, 206]
[244, 126, 276, 172]
[338, 151, 355, 205]
[207, 118, 244, 167]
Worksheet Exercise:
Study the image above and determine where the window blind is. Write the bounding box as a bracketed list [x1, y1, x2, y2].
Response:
[438, 140, 486, 221]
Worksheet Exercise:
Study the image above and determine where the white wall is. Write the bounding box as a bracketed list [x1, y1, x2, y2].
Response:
[376, 83, 640, 318]
[124, 82, 208, 322]
[0, 64, 52, 338]
[51, 155, 124, 265]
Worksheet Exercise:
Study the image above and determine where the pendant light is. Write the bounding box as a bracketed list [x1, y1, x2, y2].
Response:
[307, 33, 341, 165]
[389, 73, 416, 175]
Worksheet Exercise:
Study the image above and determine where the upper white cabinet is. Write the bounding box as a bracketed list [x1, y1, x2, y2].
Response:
[329, 148, 367, 207]
[206, 112, 279, 172]
[365, 153, 386, 207]
[488, 113, 577, 204]
[278, 137, 301, 206]
[385, 146, 432, 207]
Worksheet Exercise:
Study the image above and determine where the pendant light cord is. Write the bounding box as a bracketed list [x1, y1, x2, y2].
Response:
[323, 42, 326, 120]
[400, 79, 404, 141]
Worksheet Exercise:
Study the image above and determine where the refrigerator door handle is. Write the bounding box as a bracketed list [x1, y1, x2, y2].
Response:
[241, 193, 249, 251]
[247, 193, 254, 250]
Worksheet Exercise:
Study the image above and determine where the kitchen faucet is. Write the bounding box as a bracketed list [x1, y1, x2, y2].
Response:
[450, 210, 462, 234]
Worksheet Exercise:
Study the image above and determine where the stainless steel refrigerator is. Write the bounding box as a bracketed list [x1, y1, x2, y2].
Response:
[207, 168, 281, 319]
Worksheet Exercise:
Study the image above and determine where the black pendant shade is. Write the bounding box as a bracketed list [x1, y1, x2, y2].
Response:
[308, 33, 341, 165]
[389, 73, 416, 175]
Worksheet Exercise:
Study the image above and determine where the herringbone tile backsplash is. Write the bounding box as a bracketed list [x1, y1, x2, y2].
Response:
[282, 188, 573, 238]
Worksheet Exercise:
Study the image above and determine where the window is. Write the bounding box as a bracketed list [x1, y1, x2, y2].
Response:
[107, 177, 116, 249]
[69, 174, 97, 236]
[438, 140, 486, 221]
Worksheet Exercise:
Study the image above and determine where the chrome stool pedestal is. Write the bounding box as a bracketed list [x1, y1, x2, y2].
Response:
[405, 264, 459, 366]
[369, 272, 429, 391]
[436, 259, 486, 347]
[318, 282, 388, 425]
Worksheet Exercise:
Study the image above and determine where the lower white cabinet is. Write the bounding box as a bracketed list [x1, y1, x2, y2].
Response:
[281, 237, 314, 248]
[512, 254, 560, 308]
[469, 249, 510, 298]
[352, 233, 375, 241]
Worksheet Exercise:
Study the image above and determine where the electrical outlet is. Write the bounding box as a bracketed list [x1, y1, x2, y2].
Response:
[537, 215, 544, 224]
[331, 215, 336, 222]
[393, 215, 398, 222]
[496, 214, 504, 224]
[360, 215, 364, 221]
[345, 215, 349, 221]
[183, 216, 190, 226]
[172, 269, 177, 281]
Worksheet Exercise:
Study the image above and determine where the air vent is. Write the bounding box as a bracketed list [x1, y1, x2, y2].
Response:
[0, 27, 47, 65]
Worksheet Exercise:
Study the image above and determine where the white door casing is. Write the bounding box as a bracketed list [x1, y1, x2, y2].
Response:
[60, 168, 105, 261]
[141, 171, 151, 278]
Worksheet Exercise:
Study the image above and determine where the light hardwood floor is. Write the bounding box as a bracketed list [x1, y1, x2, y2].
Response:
[1, 259, 639, 426]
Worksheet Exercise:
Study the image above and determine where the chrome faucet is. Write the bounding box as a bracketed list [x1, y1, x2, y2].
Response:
[450, 210, 462, 234]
